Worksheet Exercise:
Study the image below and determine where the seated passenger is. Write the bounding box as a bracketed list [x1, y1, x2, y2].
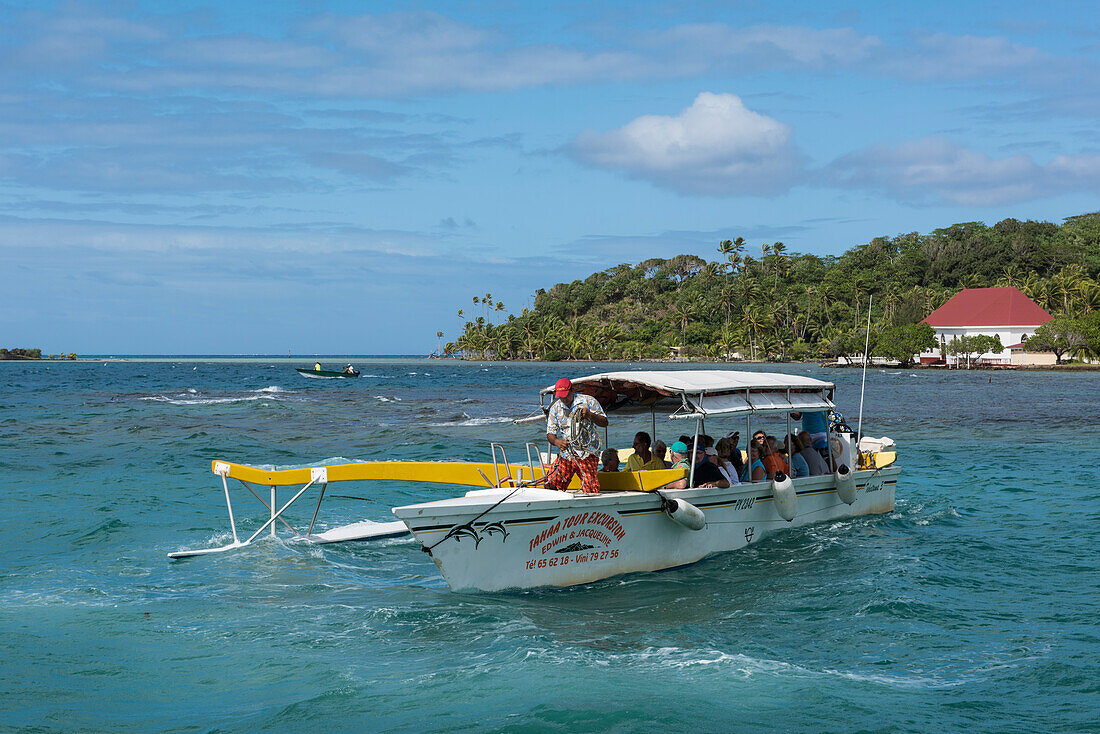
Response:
[314, 362, 322, 371]
[708, 442, 743, 488]
[652, 440, 671, 469]
[599, 448, 620, 472]
[715, 436, 742, 485]
[761, 437, 789, 480]
[625, 431, 666, 471]
[741, 444, 767, 482]
[786, 434, 811, 478]
[666, 442, 729, 489]
[797, 430, 830, 475]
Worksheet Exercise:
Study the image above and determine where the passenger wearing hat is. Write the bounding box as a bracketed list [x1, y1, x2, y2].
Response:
[666, 439, 730, 490]
[543, 378, 608, 494]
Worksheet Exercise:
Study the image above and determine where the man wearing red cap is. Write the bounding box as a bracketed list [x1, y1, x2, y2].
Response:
[544, 378, 608, 494]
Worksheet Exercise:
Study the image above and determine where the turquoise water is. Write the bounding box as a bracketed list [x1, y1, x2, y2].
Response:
[1, 359, 1097, 732]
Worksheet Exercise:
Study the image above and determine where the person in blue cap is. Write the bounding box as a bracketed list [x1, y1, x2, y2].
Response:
[665, 440, 729, 489]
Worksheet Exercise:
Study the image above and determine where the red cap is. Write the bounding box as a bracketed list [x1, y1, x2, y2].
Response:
[554, 378, 572, 397]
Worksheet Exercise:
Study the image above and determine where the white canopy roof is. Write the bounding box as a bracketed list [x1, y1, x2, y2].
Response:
[538, 370, 835, 418]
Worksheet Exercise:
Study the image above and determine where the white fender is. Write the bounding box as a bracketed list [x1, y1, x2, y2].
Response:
[835, 463, 857, 505]
[771, 472, 797, 522]
[664, 498, 706, 531]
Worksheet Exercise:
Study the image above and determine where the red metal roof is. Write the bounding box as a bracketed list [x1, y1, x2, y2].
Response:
[922, 287, 1053, 327]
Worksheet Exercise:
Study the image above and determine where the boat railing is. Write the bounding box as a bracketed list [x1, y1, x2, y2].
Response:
[490, 442, 510, 488]
[525, 442, 547, 477]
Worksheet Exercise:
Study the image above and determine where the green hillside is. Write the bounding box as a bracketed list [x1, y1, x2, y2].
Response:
[446, 214, 1100, 363]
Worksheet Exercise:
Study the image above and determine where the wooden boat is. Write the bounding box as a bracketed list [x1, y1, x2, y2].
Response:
[171, 370, 899, 592]
[295, 367, 360, 379]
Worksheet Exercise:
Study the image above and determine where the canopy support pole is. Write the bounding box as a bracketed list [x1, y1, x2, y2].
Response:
[689, 417, 701, 488]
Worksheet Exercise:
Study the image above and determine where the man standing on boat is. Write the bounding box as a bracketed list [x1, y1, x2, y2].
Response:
[544, 378, 608, 494]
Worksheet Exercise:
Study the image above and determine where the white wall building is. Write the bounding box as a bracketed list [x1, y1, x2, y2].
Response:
[918, 287, 1055, 367]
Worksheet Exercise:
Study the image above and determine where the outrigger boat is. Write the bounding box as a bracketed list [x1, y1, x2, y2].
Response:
[171, 370, 899, 592]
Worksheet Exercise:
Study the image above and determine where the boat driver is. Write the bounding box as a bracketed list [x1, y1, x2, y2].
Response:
[543, 378, 608, 494]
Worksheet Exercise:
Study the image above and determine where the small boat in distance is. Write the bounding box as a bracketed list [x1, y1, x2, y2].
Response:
[296, 363, 360, 379]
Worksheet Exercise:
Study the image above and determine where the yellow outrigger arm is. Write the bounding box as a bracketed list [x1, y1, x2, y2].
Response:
[208, 459, 687, 492]
[168, 456, 688, 560]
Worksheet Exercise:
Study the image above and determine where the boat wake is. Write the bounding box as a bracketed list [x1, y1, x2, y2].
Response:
[140, 386, 293, 406]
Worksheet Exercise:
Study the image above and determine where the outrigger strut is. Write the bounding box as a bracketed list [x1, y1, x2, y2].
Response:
[169, 464, 330, 559]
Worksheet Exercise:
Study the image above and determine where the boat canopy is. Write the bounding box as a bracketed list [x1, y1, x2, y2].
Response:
[537, 370, 835, 419]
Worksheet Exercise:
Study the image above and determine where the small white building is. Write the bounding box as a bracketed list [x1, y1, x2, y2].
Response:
[919, 287, 1055, 366]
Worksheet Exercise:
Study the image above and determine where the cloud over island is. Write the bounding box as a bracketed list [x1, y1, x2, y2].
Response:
[568, 93, 804, 196]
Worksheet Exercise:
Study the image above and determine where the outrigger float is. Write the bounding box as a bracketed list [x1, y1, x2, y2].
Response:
[172, 370, 899, 592]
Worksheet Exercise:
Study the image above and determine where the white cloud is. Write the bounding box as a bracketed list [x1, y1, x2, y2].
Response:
[569, 93, 803, 196]
[825, 136, 1100, 206]
[648, 23, 883, 69]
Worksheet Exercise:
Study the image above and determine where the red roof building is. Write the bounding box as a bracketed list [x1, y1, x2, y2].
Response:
[922, 287, 1054, 328]
[919, 287, 1054, 366]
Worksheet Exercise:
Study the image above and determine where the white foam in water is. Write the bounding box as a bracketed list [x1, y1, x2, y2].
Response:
[140, 387, 291, 406]
[374, 395, 401, 402]
[429, 416, 513, 427]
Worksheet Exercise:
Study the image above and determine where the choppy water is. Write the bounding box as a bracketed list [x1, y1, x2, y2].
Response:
[1, 359, 1097, 733]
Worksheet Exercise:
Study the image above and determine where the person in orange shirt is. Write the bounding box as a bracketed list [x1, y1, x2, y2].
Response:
[761, 435, 790, 479]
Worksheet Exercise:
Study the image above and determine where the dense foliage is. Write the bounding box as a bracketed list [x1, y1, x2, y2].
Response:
[1, 348, 43, 360]
[446, 215, 1100, 362]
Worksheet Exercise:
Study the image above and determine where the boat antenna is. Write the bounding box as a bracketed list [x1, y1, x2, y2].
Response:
[857, 294, 872, 441]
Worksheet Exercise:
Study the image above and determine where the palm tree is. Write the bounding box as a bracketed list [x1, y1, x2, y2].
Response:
[718, 286, 737, 327]
[436, 331, 443, 356]
[671, 297, 700, 347]
[495, 301, 505, 323]
[771, 242, 787, 289]
[742, 305, 763, 360]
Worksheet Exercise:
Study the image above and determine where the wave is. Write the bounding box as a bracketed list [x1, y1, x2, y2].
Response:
[374, 395, 402, 402]
[428, 413, 513, 427]
[139, 385, 292, 406]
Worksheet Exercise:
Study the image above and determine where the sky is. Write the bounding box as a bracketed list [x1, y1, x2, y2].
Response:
[1, 0, 1098, 354]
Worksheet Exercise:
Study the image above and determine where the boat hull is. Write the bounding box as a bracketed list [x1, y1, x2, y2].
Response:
[393, 467, 899, 592]
[295, 368, 359, 379]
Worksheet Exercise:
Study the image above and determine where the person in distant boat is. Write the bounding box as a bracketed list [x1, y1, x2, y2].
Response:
[666, 441, 729, 489]
[652, 439, 671, 469]
[344, 364, 356, 374]
[544, 378, 608, 494]
[625, 431, 665, 472]
[600, 449, 620, 472]
[314, 362, 322, 371]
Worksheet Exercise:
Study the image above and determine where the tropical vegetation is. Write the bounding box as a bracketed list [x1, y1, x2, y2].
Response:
[444, 214, 1100, 363]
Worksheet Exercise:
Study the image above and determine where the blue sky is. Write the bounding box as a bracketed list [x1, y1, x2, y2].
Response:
[1, 0, 1098, 354]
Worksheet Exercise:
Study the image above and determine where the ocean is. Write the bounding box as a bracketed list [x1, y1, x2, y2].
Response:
[1, 358, 1097, 733]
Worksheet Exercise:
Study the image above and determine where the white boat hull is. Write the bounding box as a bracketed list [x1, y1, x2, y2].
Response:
[393, 467, 899, 592]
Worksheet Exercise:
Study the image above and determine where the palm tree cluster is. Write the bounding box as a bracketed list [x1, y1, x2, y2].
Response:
[444, 215, 1100, 361]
